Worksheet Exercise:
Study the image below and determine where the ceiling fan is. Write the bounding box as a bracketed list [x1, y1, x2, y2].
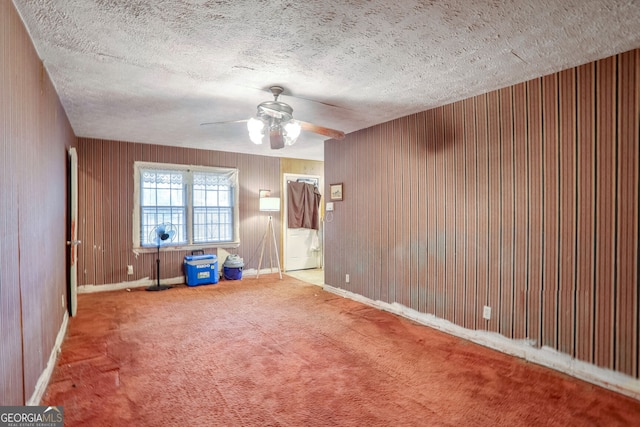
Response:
[201, 86, 345, 150]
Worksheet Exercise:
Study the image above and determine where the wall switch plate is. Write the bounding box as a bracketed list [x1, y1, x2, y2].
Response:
[326, 202, 334, 211]
[483, 305, 491, 320]
[127, 265, 134, 275]
[61, 294, 65, 308]
[345, 274, 350, 283]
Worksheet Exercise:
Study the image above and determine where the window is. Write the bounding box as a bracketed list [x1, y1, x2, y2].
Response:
[133, 162, 239, 249]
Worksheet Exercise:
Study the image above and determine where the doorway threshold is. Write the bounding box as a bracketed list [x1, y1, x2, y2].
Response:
[284, 268, 324, 286]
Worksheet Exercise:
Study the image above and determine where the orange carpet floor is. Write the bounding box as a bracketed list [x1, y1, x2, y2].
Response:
[44, 275, 640, 426]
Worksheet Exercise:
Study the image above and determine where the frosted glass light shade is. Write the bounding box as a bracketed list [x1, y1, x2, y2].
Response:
[283, 120, 301, 145]
[248, 117, 265, 144]
[259, 197, 280, 212]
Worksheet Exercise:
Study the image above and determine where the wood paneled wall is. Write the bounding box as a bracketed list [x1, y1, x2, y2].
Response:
[1, 2, 76, 404]
[76, 139, 281, 287]
[325, 48, 640, 378]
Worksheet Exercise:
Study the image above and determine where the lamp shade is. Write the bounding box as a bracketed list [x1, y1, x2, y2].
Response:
[259, 197, 280, 212]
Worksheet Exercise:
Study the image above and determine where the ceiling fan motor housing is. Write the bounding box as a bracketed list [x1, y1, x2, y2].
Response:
[249, 87, 300, 149]
[256, 100, 294, 121]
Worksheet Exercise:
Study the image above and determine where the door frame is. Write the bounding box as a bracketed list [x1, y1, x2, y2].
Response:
[282, 173, 322, 272]
[67, 147, 79, 316]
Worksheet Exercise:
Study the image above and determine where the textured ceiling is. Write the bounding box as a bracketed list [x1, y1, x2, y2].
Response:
[13, 0, 640, 160]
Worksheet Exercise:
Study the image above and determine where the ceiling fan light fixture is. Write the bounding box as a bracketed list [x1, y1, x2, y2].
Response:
[249, 130, 265, 145]
[247, 117, 265, 144]
[283, 120, 301, 145]
[269, 125, 285, 149]
[214, 85, 342, 149]
[247, 116, 264, 132]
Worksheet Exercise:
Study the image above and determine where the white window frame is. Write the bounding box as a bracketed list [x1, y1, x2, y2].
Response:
[133, 161, 240, 252]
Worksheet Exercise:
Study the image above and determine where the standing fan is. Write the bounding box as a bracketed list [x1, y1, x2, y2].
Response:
[146, 222, 177, 291]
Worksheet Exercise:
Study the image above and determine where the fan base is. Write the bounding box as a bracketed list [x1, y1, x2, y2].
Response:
[145, 284, 172, 292]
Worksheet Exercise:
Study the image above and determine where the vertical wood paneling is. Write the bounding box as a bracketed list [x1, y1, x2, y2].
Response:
[372, 127, 381, 300]
[1, 3, 25, 404]
[575, 62, 597, 363]
[82, 141, 96, 285]
[487, 91, 501, 333]
[527, 78, 544, 346]
[94, 141, 105, 284]
[325, 50, 640, 377]
[325, 48, 640, 380]
[361, 129, 373, 297]
[124, 144, 135, 274]
[417, 114, 428, 313]
[103, 142, 114, 284]
[499, 87, 515, 338]
[409, 114, 421, 310]
[454, 101, 466, 326]
[463, 97, 478, 330]
[426, 109, 438, 314]
[558, 68, 577, 356]
[77, 136, 88, 289]
[339, 134, 350, 291]
[350, 131, 361, 295]
[1, 1, 75, 404]
[512, 82, 529, 339]
[393, 120, 402, 302]
[615, 50, 639, 376]
[401, 117, 411, 306]
[594, 56, 617, 369]
[475, 94, 490, 328]
[114, 142, 124, 282]
[434, 107, 447, 318]
[371, 126, 382, 301]
[443, 103, 457, 323]
[383, 122, 393, 301]
[542, 73, 560, 348]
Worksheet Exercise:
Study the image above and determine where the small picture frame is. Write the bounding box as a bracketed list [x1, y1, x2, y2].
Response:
[259, 189, 271, 198]
[330, 183, 343, 201]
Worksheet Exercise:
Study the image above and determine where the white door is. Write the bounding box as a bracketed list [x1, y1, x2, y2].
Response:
[283, 174, 322, 271]
[67, 148, 80, 316]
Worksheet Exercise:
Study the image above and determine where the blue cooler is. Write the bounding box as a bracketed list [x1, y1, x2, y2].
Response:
[184, 254, 218, 286]
[223, 255, 244, 280]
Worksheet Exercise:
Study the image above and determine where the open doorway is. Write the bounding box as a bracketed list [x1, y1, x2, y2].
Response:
[283, 173, 322, 273]
[67, 147, 79, 316]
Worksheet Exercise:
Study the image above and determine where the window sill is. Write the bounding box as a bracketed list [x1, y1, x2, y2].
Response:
[132, 241, 240, 254]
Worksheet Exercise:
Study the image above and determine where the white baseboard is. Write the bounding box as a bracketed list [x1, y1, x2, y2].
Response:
[323, 284, 640, 401]
[76, 270, 279, 293]
[27, 311, 69, 406]
[78, 276, 185, 293]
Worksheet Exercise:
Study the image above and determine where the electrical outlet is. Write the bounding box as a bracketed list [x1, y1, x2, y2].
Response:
[345, 274, 350, 283]
[127, 265, 134, 275]
[483, 305, 491, 320]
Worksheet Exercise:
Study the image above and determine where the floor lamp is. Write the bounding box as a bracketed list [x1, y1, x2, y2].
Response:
[257, 197, 282, 279]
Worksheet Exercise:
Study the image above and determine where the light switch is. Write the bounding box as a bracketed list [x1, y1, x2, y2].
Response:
[326, 202, 334, 211]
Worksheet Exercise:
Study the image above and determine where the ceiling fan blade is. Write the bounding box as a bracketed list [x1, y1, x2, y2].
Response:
[298, 121, 345, 140]
[200, 119, 249, 126]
